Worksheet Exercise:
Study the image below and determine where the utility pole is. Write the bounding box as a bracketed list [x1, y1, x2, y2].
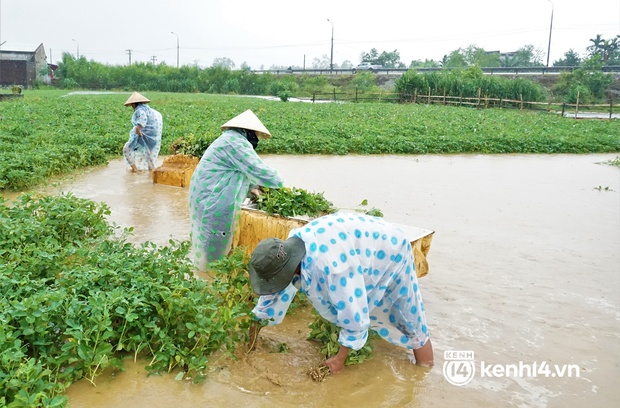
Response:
[171, 32, 179, 68]
[151, 55, 157, 64]
[72, 39, 80, 59]
[327, 19, 334, 71]
[546, 0, 554, 68]
[126, 49, 132, 65]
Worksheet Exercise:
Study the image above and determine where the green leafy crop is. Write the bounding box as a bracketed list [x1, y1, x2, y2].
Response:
[307, 310, 378, 366]
[0, 194, 257, 406]
[254, 186, 337, 218]
[2, 91, 618, 192]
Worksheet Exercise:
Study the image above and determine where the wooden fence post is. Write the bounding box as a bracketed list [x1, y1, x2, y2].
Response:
[477, 88, 481, 109]
[312, 91, 316, 103]
[333, 87, 336, 101]
[610, 99, 614, 119]
[575, 90, 580, 119]
[561, 102, 565, 117]
[428, 87, 431, 104]
[413, 89, 417, 104]
[355, 87, 358, 103]
[520, 94, 523, 110]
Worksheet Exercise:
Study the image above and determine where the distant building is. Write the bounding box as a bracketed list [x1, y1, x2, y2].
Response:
[0, 43, 53, 89]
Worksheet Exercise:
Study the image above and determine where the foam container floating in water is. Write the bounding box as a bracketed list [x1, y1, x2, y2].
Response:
[152, 154, 200, 188]
[232, 207, 435, 278]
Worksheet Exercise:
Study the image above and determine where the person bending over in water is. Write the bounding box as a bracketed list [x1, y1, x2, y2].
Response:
[247, 212, 434, 373]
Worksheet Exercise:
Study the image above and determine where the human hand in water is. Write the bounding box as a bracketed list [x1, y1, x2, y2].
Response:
[324, 345, 350, 374]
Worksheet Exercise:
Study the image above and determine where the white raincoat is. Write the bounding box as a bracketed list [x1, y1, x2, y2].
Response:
[123, 104, 163, 171]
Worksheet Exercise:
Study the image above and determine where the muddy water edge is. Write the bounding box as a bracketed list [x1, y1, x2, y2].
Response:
[4, 154, 619, 408]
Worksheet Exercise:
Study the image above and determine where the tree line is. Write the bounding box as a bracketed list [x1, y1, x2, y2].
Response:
[295, 34, 620, 70]
[50, 34, 616, 105]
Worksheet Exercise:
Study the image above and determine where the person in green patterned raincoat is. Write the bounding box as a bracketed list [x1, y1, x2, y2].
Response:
[189, 110, 284, 270]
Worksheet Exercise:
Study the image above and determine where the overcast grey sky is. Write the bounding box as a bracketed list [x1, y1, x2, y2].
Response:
[1, 0, 618, 68]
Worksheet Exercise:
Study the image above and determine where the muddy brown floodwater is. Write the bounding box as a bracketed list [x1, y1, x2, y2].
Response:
[6, 153, 619, 408]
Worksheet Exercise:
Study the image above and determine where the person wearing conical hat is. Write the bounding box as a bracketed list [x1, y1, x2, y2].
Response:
[188, 109, 284, 269]
[122, 92, 163, 172]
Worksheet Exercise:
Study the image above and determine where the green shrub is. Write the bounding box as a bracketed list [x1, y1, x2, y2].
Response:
[0, 194, 259, 406]
[552, 55, 613, 102]
[395, 68, 547, 101]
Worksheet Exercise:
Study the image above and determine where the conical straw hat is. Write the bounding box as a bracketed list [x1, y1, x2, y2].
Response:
[221, 109, 271, 139]
[124, 91, 150, 106]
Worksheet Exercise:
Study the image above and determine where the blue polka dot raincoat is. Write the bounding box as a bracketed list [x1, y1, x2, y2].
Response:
[123, 104, 163, 171]
[252, 212, 430, 351]
[189, 129, 283, 270]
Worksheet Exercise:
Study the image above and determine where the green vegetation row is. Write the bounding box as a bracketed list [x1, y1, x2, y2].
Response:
[0, 193, 257, 407]
[1, 90, 619, 191]
[0, 191, 382, 405]
[395, 59, 613, 104]
[55, 53, 332, 97]
[395, 66, 548, 102]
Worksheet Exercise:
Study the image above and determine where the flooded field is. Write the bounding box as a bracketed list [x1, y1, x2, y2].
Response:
[6, 153, 619, 407]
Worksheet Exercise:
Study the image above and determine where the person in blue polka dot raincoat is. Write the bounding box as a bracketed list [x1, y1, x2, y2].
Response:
[248, 212, 433, 374]
[189, 110, 284, 270]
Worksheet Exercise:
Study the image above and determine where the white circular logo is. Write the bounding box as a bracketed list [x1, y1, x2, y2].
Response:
[443, 351, 476, 386]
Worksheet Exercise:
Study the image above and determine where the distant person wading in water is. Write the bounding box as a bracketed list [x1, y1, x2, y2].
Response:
[123, 92, 163, 172]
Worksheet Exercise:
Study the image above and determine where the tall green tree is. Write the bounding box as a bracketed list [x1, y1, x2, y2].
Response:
[409, 59, 441, 68]
[442, 49, 467, 68]
[442, 45, 500, 68]
[311, 54, 332, 69]
[552, 54, 613, 103]
[212, 57, 235, 69]
[553, 49, 582, 67]
[587, 34, 620, 65]
[505, 45, 545, 67]
[360, 48, 380, 64]
[359, 49, 403, 67]
[463, 45, 501, 67]
[378, 50, 404, 68]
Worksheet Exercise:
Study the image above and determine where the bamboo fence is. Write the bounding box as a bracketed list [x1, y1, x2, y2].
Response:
[310, 88, 619, 119]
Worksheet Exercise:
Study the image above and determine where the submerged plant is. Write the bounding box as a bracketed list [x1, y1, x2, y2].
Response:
[307, 310, 377, 366]
[353, 199, 384, 217]
[600, 156, 620, 167]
